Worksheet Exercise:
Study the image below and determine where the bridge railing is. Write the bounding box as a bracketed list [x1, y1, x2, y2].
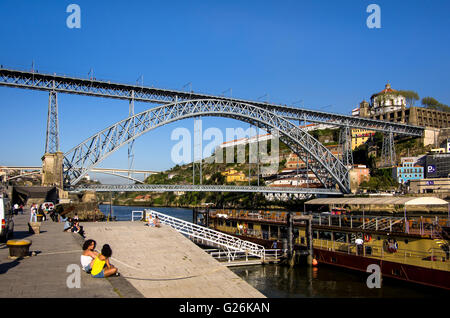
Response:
[145, 209, 266, 259]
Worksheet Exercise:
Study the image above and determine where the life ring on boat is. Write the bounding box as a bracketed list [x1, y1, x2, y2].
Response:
[364, 234, 372, 242]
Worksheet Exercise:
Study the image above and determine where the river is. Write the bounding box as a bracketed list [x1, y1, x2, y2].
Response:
[98, 205, 449, 298]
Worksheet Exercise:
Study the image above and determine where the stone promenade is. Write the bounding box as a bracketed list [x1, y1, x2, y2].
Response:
[82, 221, 265, 298]
[0, 212, 264, 298]
[0, 213, 124, 297]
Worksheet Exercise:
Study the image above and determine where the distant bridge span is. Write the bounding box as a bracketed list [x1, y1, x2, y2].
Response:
[1, 166, 158, 183]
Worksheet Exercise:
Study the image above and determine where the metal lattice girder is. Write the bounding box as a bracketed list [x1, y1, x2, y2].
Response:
[338, 125, 353, 168]
[0, 68, 424, 136]
[63, 99, 351, 193]
[45, 90, 59, 153]
[71, 183, 341, 195]
[381, 130, 396, 167]
[128, 90, 135, 177]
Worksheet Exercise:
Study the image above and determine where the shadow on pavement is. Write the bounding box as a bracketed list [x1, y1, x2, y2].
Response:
[12, 230, 47, 240]
[0, 258, 21, 274]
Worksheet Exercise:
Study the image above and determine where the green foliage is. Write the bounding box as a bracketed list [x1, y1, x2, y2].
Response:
[422, 96, 450, 112]
[360, 168, 398, 191]
[397, 90, 419, 107]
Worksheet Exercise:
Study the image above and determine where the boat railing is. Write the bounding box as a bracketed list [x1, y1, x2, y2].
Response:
[314, 238, 449, 270]
[210, 209, 449, 237]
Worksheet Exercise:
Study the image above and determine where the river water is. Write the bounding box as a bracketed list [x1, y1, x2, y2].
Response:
[98, 205, 448, 298]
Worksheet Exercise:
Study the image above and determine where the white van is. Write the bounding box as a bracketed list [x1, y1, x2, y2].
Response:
[0, 194, 14, 242]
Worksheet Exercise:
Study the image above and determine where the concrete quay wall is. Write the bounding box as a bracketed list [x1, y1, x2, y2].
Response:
[0, 213, 264, 298]
[82, 221, 265, 298]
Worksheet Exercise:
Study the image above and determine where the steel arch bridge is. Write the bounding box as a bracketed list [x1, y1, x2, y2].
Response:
[63, 99, 351, 193]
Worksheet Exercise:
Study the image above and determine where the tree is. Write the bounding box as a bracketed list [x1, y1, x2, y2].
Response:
[422, 97, 450, 112]
[397, 90, 419, 107]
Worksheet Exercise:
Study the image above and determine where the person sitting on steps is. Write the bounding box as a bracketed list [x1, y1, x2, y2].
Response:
[80, 239, 98, 273]
[71, 220, 85, 238]
[154, 215, 161, 228]
[90, 244, 119, 278]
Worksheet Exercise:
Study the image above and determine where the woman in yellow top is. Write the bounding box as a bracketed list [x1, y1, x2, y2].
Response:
[91, 244, 118, 278]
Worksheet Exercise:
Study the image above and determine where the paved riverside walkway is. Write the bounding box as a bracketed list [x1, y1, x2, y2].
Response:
[0, 212, 264, 298]
[0, 213, 121, 298]
[82, 221, 265, 298]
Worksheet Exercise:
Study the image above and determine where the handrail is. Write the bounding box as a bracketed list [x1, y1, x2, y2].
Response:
[145, 209, 266, 259]
[205, 248, 281, 263]
[131, 210, 143, 221]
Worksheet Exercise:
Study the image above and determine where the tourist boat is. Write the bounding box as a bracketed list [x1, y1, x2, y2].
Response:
[198, 196, 450, 290]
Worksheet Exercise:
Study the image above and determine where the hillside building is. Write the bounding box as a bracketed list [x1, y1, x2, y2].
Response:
[353, 83, 449, 129]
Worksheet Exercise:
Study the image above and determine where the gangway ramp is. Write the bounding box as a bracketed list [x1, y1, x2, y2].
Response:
[146, 210, 266, 261]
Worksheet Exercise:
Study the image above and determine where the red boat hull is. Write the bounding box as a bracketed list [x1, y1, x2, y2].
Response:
[314, 248, 450, 290]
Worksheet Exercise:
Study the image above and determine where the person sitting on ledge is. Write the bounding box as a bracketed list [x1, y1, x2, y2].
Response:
[147, 214, 155, 226]
[154, 215, 161, 228]
[80, 239, 98, 273]
[90, 244, 119, 278]
[62, 217, 72, 232]
[71, 220, 85, 238]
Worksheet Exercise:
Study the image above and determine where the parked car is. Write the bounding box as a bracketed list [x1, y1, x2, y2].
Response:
[0, 194, 14, 242]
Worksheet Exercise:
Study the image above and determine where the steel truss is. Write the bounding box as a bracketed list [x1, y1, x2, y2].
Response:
[338, 124, 353, 168]
[0, 68, 423, 136]
[45, 90, 59, 153]
[381, 130, 396, 167]
[63, 99, 351, 193]
[71, 183, 340, 195]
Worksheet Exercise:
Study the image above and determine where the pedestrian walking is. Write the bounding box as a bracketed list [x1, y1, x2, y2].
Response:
[30, 204, 37, 223]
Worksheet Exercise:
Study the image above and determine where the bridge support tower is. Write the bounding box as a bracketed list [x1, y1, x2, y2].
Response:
[42, 90, 68, 201]
[381, 129, 396, 167]
[45, 90, 60, 154]
[338, 124, 353, 168]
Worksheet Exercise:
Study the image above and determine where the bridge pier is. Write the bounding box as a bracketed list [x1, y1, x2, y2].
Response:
[287, 211, 295, 266]
[41, 151, 68, 202]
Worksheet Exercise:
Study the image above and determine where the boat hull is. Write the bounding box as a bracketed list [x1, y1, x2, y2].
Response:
[314, 248, 450, 290]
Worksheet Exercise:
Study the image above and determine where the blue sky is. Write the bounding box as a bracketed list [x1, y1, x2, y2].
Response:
[0, 0, 449, 182]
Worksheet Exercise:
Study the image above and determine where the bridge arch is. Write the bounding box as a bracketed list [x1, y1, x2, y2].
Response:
[63, 99, 350, 193]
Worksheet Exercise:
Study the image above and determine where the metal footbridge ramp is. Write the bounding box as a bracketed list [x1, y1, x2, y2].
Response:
[146, 210, 266, 260]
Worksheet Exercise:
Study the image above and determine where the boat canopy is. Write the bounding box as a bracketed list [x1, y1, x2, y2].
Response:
[305, 197, 449, 206]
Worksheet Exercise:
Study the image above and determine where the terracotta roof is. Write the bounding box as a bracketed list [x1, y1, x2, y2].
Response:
[371, 83, 398, 98]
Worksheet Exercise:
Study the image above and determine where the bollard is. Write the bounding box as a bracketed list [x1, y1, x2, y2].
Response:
[28, 222, 42, 234]
[7, 239, 32, 258]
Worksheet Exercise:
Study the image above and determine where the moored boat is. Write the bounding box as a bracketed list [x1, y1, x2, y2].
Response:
[199, 196, 450, 290]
